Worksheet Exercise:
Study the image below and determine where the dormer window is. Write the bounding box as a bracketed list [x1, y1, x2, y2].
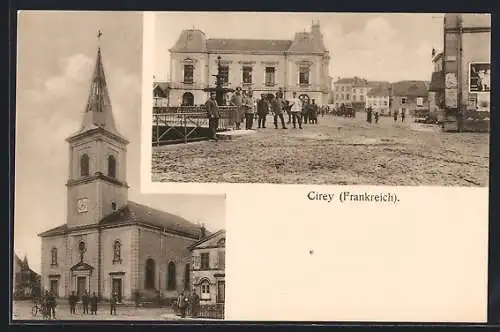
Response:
[107, 155, 116, 178]
[80, 154, 90, 177]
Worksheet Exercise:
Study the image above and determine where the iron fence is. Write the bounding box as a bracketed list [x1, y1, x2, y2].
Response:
[153, 106, 235, 145]
[198, 303, 225, 319]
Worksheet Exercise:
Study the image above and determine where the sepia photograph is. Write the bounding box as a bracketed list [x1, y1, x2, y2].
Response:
[13, 11, 226, 321]
[150, 12, 490, 186]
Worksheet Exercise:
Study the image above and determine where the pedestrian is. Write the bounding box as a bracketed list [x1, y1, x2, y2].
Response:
[110, 291, 117, 315]
[244, 89, 255, 130]
[401, 109, 405, 122]
[48, 291, 56, 319]
[90, 292, 98, 315]
[367, 107, 373, 123]
[134, 290, 140, 308]
[310, 99, 318, 124]
[205, 91, 220, 141]
[302, 100, 310, 124]
[289, 92, 303, 129]
[69, 291, 77, 314]
[81, 290, 89, 314]
[257, 94, 269, 128]
[393, 109, 398, 122]
[178, 292, 189, 318]
[374, 110, 379, 124]
[190, 290, 200, 318]
[229, 87, 243, 130]
[271, 92, 287, 129]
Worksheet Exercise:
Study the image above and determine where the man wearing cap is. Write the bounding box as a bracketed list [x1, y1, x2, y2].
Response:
[271, 92, 287, 129]
[205, 91, 220, 140]
[289, 92, 303, 129]
[243, 89, 256, 130]
[257, 94, 269, 128]
[230, 87, 243, 130]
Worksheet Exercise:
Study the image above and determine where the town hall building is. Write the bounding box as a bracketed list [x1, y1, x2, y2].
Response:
[38, 45, 211, 302]
[163, 21, 331, 106]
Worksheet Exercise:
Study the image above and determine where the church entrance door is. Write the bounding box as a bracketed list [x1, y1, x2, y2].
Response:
[77, 276, 86, 298]
[112, 278, 122, 303]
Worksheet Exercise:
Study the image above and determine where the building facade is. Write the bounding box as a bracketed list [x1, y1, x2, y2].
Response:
[189, 230, 226, 305]
[366, 83, 390, 115]
[389, 81, 429, 117]
[38, 47, 208, 302]
[165, 22, 330, 106]
[13, 254, 41, 299]
[438, 14, 490, 131]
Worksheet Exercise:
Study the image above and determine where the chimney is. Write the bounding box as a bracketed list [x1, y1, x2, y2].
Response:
[200, 225, 206, 239]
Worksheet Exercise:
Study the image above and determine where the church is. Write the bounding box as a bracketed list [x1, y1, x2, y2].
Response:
[38, 45, 209, 302]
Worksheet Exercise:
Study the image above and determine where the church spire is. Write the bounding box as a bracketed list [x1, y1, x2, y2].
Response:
[78, 31, 120, 137]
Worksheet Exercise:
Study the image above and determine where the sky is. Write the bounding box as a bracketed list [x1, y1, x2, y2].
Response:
[15, 11, 226, 274]
[154, 12, 445, 83]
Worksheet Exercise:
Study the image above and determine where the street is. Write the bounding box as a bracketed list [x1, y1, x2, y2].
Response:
[152, 114, 489, 186]
[12, 300, 185, 321]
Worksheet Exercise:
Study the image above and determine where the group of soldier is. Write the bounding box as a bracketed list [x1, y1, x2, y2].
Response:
[205, 87, 322, 140]
[176, 291, 201, 319]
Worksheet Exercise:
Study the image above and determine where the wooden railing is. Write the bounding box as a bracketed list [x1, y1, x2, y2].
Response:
[152, 106, 236, 145]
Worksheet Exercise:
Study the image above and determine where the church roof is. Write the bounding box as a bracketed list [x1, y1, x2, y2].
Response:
[67, 47, 126, 142]
[38, 201, 204, 239]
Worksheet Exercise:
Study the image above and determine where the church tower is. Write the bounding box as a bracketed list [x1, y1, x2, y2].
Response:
[65, 40, 129, 229]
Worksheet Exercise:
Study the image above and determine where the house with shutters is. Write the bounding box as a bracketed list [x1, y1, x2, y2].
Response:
[189, 230, 226, 305]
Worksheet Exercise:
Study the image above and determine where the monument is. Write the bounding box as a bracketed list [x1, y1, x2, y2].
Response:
[203, 56, 234, 105]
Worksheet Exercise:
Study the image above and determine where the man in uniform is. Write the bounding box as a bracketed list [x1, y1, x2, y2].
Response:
[256, 94, 269, 128]
[229, 87, 244, 129]
[205, 91, 220, 140]
[309, 99, 319, 124]
[90, 292, 98, 315]
[289, 92, 303, 129]
[244, 89, 256, 130]
[271, 92, 287, 129]
[69, 291, 77, 314]
[81, 290, 89, 315]
[47, 290, 56, 319]
[110, 291, 117, 315]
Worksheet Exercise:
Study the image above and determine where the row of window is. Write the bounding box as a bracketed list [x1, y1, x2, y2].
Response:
[183, 65, 310, 86]
[195, 250, 225, 270]
[79, 154, 117, 178]
[50, 240, 123, 266]
[335, 86, 366, 93]
[335, 94, 364, 101]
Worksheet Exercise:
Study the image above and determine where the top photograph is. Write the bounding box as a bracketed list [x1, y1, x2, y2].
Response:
[148, 12, 490, 187]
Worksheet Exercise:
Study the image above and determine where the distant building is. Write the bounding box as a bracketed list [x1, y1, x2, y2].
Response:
[438, 14, 490, 131]
[366, 83, 391, 115]
[153, 82, 170, 109]
[13, 254, 41, 299]
[389, 80, 429, 116]
[38, 46, 208, 302]
[189, 230, 226, 305]
[166, 21, 331, 106]
[333, 77, 389, 110]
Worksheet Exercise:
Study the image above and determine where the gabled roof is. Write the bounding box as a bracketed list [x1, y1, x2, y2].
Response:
[206, 38, 292, 53]
[188, 229, 225, 250]
[367, 83, 391, 97]
[39, 201, 204, 239]
[287, 32, 325, 54]
[170, 29, 207, 53]
[391, 80, 428, 97]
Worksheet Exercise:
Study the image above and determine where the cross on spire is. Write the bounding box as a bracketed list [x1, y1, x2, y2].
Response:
[97, 30, 103, 49]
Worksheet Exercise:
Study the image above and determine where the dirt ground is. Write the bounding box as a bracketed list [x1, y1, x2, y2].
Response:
[152, 115, 489, 186]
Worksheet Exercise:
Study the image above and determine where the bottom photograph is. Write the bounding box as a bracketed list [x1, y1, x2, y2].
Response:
[13, 194, 226, 321]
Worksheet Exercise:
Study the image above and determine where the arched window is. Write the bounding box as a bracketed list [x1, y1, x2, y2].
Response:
[145, 258, 155, 290]
[80, 154, 89, 177]
[184, 264, 190, 291]
[51, 248, 58, 266]
[182, 92, 194, 106]
[107, 155, 116, 178]
[167, 261, 176, 290]
[200, 279, 210, 300]
[113, 240, 121, 264]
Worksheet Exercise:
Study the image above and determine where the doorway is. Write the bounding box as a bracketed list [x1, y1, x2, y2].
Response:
[77, 276, 86, 298]
[217, 280, 225, 303]
[182, 92, 194, 106]
[50, 279, 59, 297]
[112, 278, 122, 303]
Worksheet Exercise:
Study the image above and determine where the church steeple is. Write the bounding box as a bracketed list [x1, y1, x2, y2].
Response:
[75, 31, 123, 139]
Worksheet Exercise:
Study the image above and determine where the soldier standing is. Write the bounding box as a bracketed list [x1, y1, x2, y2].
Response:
[69, 291, 77, 314]
[110, 291, 117, 315]
[302, 100, 310, 124]
[244, 89, 255, 130]
[178, 292, 189, 318]
[257, 94, 269, 128]
[401, 109, 406, 122]
[271, 93, 287, 129]
[289, 92, 303, 129]
[90, 292, 98, 315]
[229, 87, 243, 130]
[48, 291, 56, 319]
[310, 99, 318, 124]
[81, 290, 89, 315]
[205, 91, 220, 141]
[393, 109, 398, 122]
